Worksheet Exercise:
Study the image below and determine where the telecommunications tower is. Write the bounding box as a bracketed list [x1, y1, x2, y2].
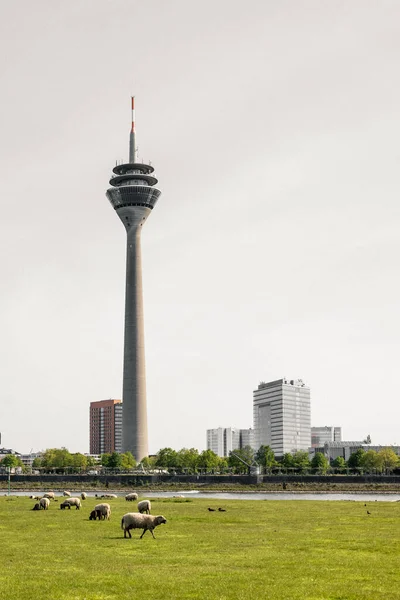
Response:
[106, 98, 161, 461]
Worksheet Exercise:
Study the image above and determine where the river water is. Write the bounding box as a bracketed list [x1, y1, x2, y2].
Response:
[7, 490, 400, 502]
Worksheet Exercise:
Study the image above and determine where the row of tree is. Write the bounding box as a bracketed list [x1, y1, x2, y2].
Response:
[1, 445, 399, 474]
[148, 445, 400, 474]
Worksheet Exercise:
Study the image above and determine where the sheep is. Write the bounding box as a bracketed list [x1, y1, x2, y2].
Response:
[138, 500, 151, 514]
[63, 491, 71, 497]
[81, 492, 87, 500]
[125, 492, 138, 502]
[60, 497, 81, 510]
[90, 503, 111, 520]
[32, 503, 41, 511]
[101, 494, 117, 499]
[30, 495, 41, 500]
[121, 513, 167, 539]
[40, 497, 50, 510]
[43, 492, 55, 501]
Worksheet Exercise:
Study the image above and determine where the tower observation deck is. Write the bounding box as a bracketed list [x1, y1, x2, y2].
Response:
[106, 97, 161, 461]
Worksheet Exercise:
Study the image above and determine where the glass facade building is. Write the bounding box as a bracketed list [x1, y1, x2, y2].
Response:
[311, 426, 342, 448]
[253, 378, 311, 457]
[206, 427, 254, 458]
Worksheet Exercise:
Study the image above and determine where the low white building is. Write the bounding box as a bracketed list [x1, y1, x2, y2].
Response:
[206, 427, 254, 458]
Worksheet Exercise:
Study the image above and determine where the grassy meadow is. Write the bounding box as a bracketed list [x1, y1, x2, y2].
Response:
[0, 494, 399, 600]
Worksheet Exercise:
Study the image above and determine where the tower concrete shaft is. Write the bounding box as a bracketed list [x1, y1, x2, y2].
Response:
[106, 103, 161, 461]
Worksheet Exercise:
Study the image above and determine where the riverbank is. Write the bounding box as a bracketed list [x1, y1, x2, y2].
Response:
[1, 479, 400, 493]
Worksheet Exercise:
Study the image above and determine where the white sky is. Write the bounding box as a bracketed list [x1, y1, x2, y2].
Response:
[0, 0, 399, 455]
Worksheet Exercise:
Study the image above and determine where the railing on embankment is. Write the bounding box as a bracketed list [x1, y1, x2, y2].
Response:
[1, 473, 400, 486]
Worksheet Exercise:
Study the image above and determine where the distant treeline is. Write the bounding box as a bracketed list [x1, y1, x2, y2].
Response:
[1, 445, 399, 475]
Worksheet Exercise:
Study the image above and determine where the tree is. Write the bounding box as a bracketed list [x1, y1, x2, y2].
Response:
[311, 452, 330, 474]
[218, 457, 229, 472]
[101, 453, 111, 468]
[1, 455, 24, 469]
[71, 453, 88, 472]
[332, 456, 346, 472]
[40, 448, 72, 470]
[378, 448, 399, 473]
[281, 453, 295, 470]
[32, 457, 42, 469]
[155, 448, 179, 469]
[197, 450, 220, 472]
[255, 446, 276, 470]
[228, 446, 255, 473]
[107, 452, 123, 470]
[347, 448, 365, 472]
[176, 448, 199, 472]
[361, 450, 382, 473]
[141, 455, 157, 469]
[292, 450, 311, 473]
[120, 452, 136, 470]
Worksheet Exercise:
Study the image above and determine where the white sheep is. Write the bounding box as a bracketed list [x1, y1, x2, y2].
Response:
[43, 492, 55, 501]
[63, 491, 71, 497]
[60, 497, 81, 510]
[90, 503, 111, 520]
[101, 494, 117, 499]
[125, 492, 138, 502]
[138, 499, 151, 514]
[81, 492, 87, 500]
[121, 513, 167, 539]
[40, 497, 50, 510]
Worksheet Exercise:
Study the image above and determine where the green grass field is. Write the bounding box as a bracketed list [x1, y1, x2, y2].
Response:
[0, 495, 399, 600]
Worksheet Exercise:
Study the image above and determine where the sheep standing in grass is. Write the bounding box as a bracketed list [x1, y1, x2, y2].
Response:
[63, 491, 71, 497]
[101, 494, 117, 499]
[40, 497, 50, 510]
[81, 492, 87, 500]
[60, 497, 81, 510]
[125, 492, 138, 502]
[43, 492, 55, 501]
[89, 503, 111, 520]
[32, 503, 41, 511]
[138, 500, 151, 514]
[121, 513, 166, 539]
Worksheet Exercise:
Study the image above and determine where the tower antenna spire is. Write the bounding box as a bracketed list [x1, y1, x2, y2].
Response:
[129, 96, 136, 163]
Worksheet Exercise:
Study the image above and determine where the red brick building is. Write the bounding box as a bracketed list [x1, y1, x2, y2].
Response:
[89, 399, 122, 454]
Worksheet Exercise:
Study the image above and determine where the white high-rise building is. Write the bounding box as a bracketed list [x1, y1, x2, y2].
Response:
[253, 378, 311, 457]
[311, 426, 341, 448]
[206, 427, 254, 458]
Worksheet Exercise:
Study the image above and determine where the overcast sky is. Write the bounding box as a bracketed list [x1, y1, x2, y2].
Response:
[0, 0, 399, 455]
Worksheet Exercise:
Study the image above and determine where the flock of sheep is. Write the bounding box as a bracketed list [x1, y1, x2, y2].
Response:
[30, 491, 167, 539]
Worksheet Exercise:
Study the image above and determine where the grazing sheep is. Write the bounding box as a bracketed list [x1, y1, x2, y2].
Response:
[43, 492, 55, 501]
[40, 497, 50, 510]
[60, 497, 81, 510]
[125, 492, 138, 502]
[138, 500, 151, 514]
[81, 492, 87, 500]
[63, 491, 71, 497]
[91, 503, 111, 520]
[32, 503, 41, 511]
[101, 494, 117, 499]
[30, 495, 41, 500]
[121, 513, 167, 539]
